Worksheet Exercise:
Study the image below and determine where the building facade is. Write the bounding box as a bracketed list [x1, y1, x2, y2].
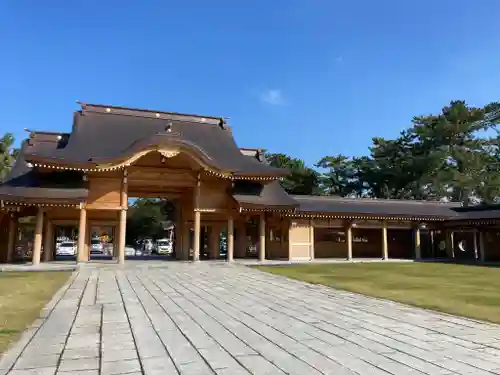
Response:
[1, 102, 499, 265]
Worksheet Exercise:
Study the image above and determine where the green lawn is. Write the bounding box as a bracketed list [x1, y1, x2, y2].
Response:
[256, 262, 500, 324]
[0, 272, 71, 353]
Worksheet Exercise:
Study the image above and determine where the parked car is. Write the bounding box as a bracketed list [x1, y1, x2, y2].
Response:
[124, 246, 137, 257]
[56, 241, 77, 256]
[55, 236, 70, 250]
[90, 238, 104, 254]
[247, 244, 257, 255]
[156, 239, 173, 255]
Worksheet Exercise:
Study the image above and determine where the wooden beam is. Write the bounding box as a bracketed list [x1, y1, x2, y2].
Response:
[128, 165, 196, 177]
[127, 178, 195, 187]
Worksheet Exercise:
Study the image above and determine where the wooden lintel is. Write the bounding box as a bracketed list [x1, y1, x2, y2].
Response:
[85, 205, 121, 211]
[128, 166, 196, 177]
[128, 178, 195, 187]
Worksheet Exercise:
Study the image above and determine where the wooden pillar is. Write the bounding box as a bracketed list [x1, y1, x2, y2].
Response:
[77, 205, 87, 262]
[451, 231, 455, 258]
[193, 212, 201, 261]
[445, 230, 455, 259]
[309, 219, 315, 260]
[43, 221, 54, 262]
[193, 173, 201, 262]
[227, 216, 234, 262]
[479, 230, 486, 262]
[6, 217, 17, 263]
[414, 226, 421, 260]
[259, 212, 266, 262]
[208, 224, 220, 259]
[381, 220, 388, 260]
[32, 208, 44, 266]
[346, 221, 353, 261]
[430, 230, 435, 258]
[473, 229, 479, 260]
[118, 170, 128, 265]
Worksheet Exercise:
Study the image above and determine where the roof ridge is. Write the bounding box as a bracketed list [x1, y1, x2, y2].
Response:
[291, 195, 459, 205]
[24, 129, 68, 136]
[78, 101, 226, 121]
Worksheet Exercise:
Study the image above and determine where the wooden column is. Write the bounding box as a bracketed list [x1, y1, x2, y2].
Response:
[445, 230, 455, 259]
[309, 219, 315, 260]
[118, 171, 128, 265]
[32, 208, 44, 266]
[6, 216, 17, 263]
[381, 220, 388, 260]
[77, 205, 87, 262]
[346, 221, 353, 261]
[473, 229, 479, 260]
[43, 221, 54, 262]
[414, 226, 421, 260]
[227, 216, 234, 262]
[479, 230, 486, 262]
[259, 212, 266, 262]
[193, 212, 201, 261]
[193, 173, 201, 262]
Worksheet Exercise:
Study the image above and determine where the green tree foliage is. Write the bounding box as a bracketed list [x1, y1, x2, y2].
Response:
[266, 153, 321, 195]
[315, 155, 360, 196]
[0, 133, 18, 181]
[269, 100, 500, 204]
[126, 198, 175, 245]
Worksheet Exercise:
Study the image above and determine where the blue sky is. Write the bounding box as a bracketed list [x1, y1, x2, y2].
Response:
[1, 0, 499, 167]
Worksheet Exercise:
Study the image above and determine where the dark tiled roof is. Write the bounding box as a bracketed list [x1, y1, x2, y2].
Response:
[0, 141, 87, 204]
[25, 104, 287, 177]
[451, 205, 500, 220]
[293, 195, 461, 219]
[232, 150, 298, 210]
[233, 180, 299, 210]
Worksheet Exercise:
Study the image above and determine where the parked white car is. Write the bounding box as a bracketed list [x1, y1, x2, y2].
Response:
[90, 238, 104, 254]
[56, 241, 77, 256]
[55, 236, 70, 250]
[156, 239, 173, 255]
[125, 246, 136, 256]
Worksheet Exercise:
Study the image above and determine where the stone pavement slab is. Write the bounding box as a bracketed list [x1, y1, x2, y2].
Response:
[2, 262, 500, 374]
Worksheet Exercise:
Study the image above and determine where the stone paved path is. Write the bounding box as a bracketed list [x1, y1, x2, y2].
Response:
[2, 262, 500, 375]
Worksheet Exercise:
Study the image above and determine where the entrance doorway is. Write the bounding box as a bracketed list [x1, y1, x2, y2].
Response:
[89, 225, 115, 259]
[126, 198, 177, 260]
[54, 225, 77, 260]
